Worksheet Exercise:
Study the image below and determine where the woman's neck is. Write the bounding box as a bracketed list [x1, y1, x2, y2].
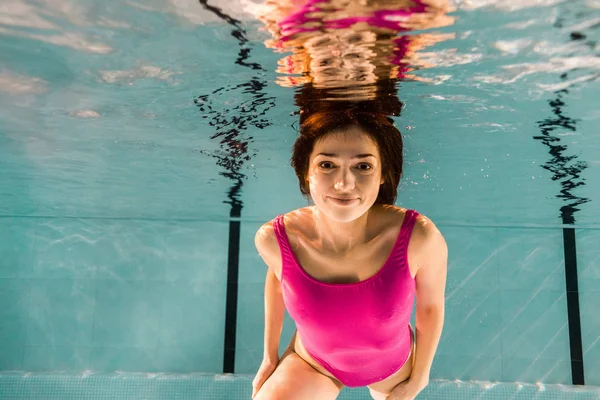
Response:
[311, 205, 376, 255]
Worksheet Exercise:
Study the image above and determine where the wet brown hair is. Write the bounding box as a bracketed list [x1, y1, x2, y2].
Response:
[291, 109, 404, 205]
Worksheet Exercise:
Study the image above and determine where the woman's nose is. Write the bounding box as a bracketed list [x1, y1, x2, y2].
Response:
[334, 169, 356, 190]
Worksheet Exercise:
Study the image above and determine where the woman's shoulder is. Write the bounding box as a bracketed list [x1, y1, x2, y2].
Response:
[375, 203, 421, 224]
[264, 207, 315, 236]
[254, 215, 283, 281]
[376, 204, 442, 242]
[386, 206, 446, 262]
[254, 208, 313, 281]
[378, 206, 446, 277]
[270, 205, 436, 234]
[256, 207, 312, 235]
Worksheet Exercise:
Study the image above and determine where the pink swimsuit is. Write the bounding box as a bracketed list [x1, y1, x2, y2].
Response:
[272, 209, 418, 387]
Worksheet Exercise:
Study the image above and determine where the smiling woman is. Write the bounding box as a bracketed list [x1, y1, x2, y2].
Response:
[252, 105, 447, 400]
[303, 124, 386, 222]
[292, 109, 404, 208]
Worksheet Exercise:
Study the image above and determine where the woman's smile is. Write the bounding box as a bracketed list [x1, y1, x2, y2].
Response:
[328, 196, 359, 206]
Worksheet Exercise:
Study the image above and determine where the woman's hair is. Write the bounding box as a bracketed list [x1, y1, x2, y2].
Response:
[291, 109, 404, 205]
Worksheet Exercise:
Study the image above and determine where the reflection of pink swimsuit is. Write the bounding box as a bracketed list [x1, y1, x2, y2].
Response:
[272, 209, 419, 387]
[273, 0, 427, 78]
[277, 0, 427, 39]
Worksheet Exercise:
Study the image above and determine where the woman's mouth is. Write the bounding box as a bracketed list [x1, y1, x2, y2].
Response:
[328, 197, 359, 206]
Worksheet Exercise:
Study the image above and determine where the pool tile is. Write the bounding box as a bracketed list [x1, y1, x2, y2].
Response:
[499, 290, 570, 361]
[83, 219, 224, 283]
[155, 347, 222, 373]
[91, 220, 165, 282]
[0, 218, 35, 278]
[90, 346, 159, 372]
[497, 228, 565, 291]
[0, 279, 29, 346]
[25, 279, 95, 346]
[158, 282, 225, 349]
[583, 335, 600, 387]
[501, 357, 571, 384]
[33, 218, 164, 281]
[436, 287, 502, 358]
[236, 282, 265, 352]
[160, 220, 228, 283]
[32, 219, 104, 279]
[486, 157, 561, 227]
[22, 346, 90, 371]
[92, 280, 163, 347]
[237, 150, 308, 221]
[236, 282, 297, 355]
[0, 345, 24, 369]
[430, 354, 502, 381]
[442, 226, 499, 292]
[577, 229, 600, 293]
[235, 348, 264, 375]
[580, 291, 600, 386]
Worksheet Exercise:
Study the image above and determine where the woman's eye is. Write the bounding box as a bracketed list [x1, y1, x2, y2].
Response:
[319, 161, 335, 169]
[319, 162, 372, 170]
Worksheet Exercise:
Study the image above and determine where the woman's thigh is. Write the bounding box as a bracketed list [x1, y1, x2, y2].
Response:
[366, 324, 416, 396]
[254, 347, 344, 400]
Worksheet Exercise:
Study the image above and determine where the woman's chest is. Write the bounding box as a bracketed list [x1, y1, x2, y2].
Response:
[300, 251, 386, 284]
[290, 230, 411, 284]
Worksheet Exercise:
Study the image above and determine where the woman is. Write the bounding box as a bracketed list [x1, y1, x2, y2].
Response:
[252, 109, 447, 400]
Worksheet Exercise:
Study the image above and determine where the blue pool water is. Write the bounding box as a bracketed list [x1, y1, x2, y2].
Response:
[1, 0, 599, 398]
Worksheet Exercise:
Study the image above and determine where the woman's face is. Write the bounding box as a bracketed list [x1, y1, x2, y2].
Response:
[307, 126, 384, 222]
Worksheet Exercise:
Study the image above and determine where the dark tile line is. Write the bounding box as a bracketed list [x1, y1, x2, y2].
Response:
[535, 85, 587, 385]
[563, 227, 585, 384]
[196, 0, 274, 374]
[223, 204, 242, 373]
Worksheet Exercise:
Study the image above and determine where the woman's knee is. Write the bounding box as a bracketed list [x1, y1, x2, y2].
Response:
[368, 388, 390, 400]
[254, 353, 341, 400]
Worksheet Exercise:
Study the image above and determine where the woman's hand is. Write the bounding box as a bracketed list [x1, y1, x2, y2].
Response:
[385, 377, 429, 400]
[251, 357, 279, 399]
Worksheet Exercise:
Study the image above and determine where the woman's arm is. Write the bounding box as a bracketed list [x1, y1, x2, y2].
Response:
[410, 217, 448, 386]
[255, 223, 286, 362]
[262, 267, 286, 361]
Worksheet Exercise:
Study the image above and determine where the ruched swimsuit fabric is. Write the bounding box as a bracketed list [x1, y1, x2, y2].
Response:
[272, 209, 419, 387]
